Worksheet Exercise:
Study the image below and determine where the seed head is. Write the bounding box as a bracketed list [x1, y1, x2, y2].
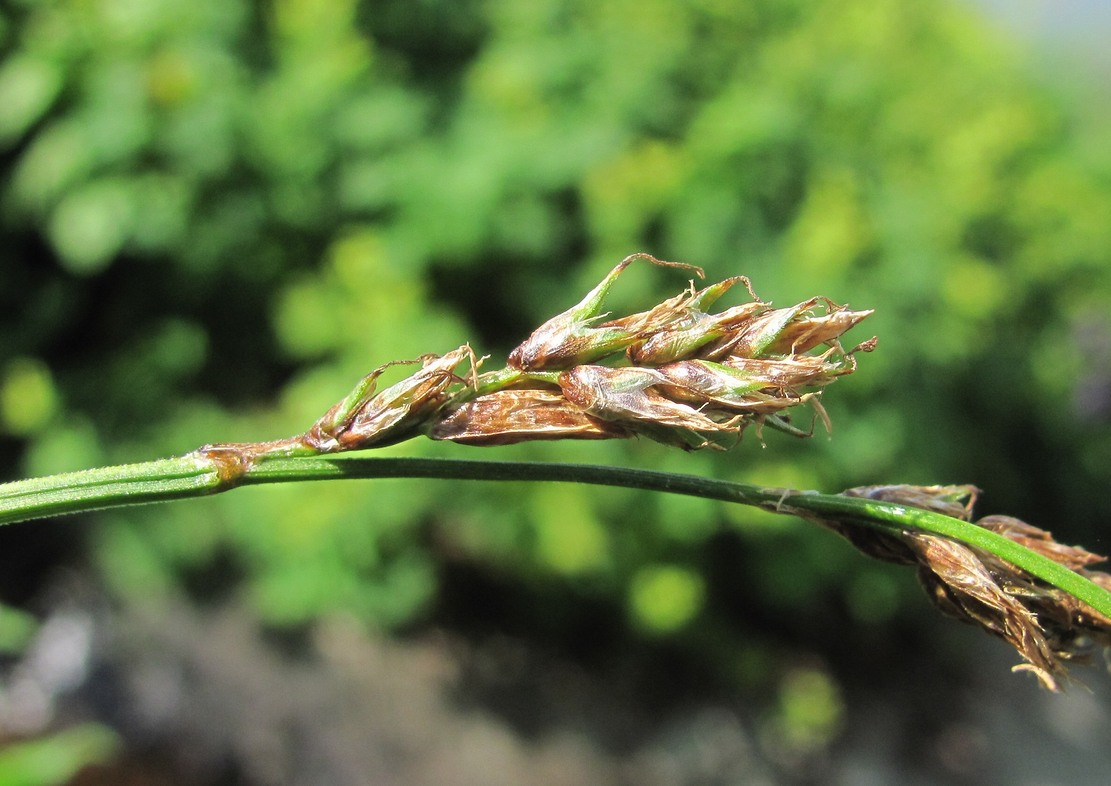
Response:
[558, 365, 745, 450]
[697, 298, 823, 360]
[653, 359, 817, 416]
[430, 389, 631, 445]
[306, 345, 478, 452]
[507, 253, 703, 371]
[839, 484, 1111, 690]
[765, 305, 875, 355]
[286, 254, 875, 455]
[626, 276, 767, 365]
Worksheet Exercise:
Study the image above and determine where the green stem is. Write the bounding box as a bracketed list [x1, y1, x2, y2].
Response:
[2, 455, 1110, 620]
[0, 455, 219, 524]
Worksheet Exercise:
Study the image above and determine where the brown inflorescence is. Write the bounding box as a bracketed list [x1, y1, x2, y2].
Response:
[430, 389, 631, 446]
[303, 346, 480, 453]
[838, 485, 1111, 690]
[430, 253, 875, 450]
[198, 254, 875, 466]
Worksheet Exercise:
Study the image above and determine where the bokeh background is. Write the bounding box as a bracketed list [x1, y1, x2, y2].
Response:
[2, 0, 1111, 783]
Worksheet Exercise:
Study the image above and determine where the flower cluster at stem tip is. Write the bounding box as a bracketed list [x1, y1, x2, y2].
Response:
[308, 253, 876, 454]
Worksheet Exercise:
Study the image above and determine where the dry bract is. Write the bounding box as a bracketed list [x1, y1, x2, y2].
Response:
[766, 305, 875, 355]
[507, 253, 704, 371]
[305, 345, 479, 452]
[430, 389, 629, 446]
[839, 485, 1111, 690]
[625, 275, 765, 364]
[558, 365, 746, 450]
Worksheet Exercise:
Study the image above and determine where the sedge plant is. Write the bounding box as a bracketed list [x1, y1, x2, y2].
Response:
[2, 253, 1110, 691]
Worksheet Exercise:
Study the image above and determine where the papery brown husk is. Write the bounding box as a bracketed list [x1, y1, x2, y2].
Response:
[558, 366, 736, 431]
[626, 301, 769, 365]
[430, 389, 632, 445]
[507, 254, 703, 371]
[307, 346, 477, 452]
[835, 484, 1111, 690]
[909, 531, 1065, 690]
[765, 306, 875, 355]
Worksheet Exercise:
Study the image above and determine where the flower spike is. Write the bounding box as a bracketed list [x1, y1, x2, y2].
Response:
[508, 253, 703, 370]
[199, 254, 874, 469]
[305, 345, 480, 452]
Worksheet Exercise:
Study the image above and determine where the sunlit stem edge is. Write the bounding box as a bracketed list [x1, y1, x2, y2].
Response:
[2, 455, 1109, 621]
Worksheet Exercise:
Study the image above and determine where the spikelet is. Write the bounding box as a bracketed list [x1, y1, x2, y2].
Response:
[201, 254, 875, 464]
[435, 254, 875, 449]
[839, 484, 1111, 690]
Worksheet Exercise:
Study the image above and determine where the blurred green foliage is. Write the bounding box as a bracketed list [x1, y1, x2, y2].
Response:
[0, 724, 118, 786]
[3, 0, 1111, 692]
[0, 602, 35, 654]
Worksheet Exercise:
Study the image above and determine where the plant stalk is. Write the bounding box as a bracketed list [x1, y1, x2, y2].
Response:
[3, 455, 1110, 621]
